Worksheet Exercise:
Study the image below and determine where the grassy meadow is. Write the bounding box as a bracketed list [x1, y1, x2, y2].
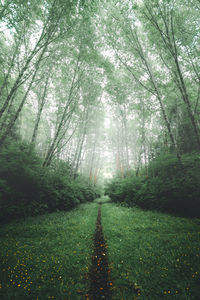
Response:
[1, 199, 200, 299]
[0, 203, 98, 300]
[101, 203, 200, 300]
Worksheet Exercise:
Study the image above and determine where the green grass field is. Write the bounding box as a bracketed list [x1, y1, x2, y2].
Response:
[0, 203, 98, 300]
[101, 203, 200, 299]
[1, 200, 200, 299]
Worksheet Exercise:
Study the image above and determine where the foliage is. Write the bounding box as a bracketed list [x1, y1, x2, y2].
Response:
[105, 152, 200, 217]
[73, 175, 101, 203]
[0, 139, 98, 222]
[0, 0, 200, 221]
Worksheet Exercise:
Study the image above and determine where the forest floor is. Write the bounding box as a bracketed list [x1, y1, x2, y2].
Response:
[102, 202, 200, 299]
[0, 198, 200, 299]
[0, 203, 97, 299]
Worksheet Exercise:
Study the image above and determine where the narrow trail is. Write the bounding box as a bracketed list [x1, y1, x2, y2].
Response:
[88, 204, 112, 299]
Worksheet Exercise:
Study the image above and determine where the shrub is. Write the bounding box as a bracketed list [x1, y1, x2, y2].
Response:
[0, 140, 42, 220]
[0, 140, 99, 222]
[105, 153, 200, 217]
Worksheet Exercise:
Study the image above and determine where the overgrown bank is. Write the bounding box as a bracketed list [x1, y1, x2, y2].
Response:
[105, 152, 200, 217]
[0, 139, 101, 222]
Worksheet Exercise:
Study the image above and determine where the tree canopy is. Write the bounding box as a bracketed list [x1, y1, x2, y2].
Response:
[0, 0, 200, 218]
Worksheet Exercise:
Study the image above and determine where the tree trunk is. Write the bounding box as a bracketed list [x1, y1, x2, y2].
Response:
[114, 23, 181, 161]
[43, 56, 81, 167]
[0, 37, 22, 99]
[143, 2, 200, 150]
[0, 40, 50, 146]
[30, 74, 50, 148]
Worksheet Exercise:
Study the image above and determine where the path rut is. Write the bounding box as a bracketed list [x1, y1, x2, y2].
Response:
[88, 204, 112, 299]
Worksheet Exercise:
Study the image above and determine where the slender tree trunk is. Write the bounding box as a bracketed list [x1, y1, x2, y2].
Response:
[122, 107, 129, 169]
[73, 104, 89, 177]
[0, 0, 61, 120]
[0, 38, 22, 98]
[73, 121, 87, 177]
[30, 74, 50, 147]
[0, 41, 49, 146]
[173, 55, 200, 149]
[89, 138, 97, 180]
[143, 2, 200, 150]
[113, 24, 181, 161]
[116, 118, 124, 177]
[42, 56, 81, 167]
[0, 42, 43, 120]
[0, 68, 38, 146]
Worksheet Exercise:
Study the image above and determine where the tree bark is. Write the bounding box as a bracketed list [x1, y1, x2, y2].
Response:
[42, 55, 82, 167]
[30, 74, 50, 147]
[113, 23, 181, 161]
[143, 2, 200, 150]
[0, 40, 50, 146]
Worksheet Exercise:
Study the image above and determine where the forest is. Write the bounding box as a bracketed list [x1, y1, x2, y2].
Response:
[0, 0, 200, 299]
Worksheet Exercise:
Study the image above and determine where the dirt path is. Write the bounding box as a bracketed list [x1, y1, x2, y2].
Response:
[88, 204, 112, 299]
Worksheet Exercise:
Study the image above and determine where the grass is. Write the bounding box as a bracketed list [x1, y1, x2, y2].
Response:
[0, 202, 98, 300]
[1, 199, 200, 299]
[101, 202, 200, 300]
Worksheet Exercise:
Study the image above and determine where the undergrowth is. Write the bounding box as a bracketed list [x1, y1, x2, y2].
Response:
[105, 152, 200, 217]
[0, 139, 100, 222]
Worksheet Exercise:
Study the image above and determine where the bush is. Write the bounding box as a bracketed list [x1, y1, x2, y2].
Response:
[0, 140, 42, 220]
[73, 176, 102, 203]
[0, 140, 99, 222]
[105, 153, 200, 217]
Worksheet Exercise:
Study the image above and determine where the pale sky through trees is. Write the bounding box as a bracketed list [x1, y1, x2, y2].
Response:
[0, 0, 199, 182]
